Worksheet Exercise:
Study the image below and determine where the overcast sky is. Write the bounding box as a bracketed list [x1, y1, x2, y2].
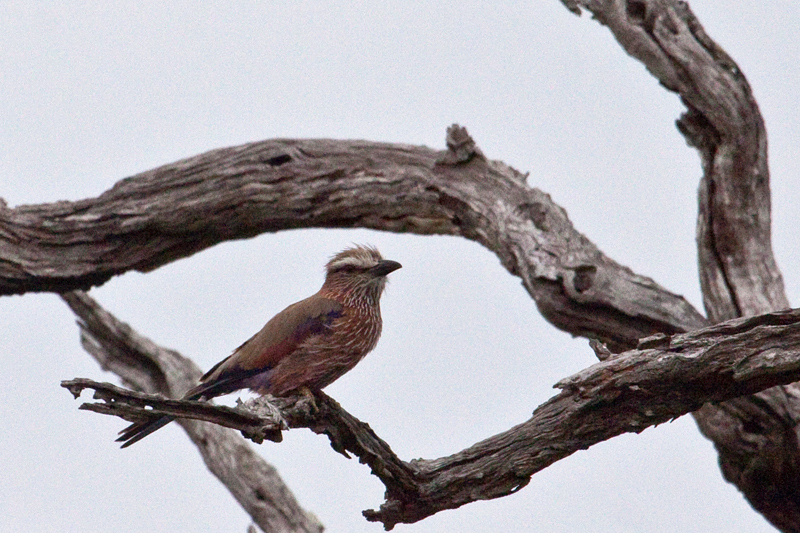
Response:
[1, 2, 798, 532]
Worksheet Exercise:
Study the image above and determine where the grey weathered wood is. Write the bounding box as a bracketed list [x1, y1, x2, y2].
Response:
[561, 1, 796, 530]
[1, 1, 792, 529]
[63, 296, 800, 530]
[61, 291, 323, 533]
[1, 127, 704, 351]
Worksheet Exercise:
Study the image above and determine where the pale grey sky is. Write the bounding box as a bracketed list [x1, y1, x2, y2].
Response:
[1, 2, 798, 532]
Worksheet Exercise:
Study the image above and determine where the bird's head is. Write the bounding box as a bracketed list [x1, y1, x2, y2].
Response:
[323, 245, 402, 301]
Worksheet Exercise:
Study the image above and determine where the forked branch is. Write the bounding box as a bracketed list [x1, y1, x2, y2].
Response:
[559, 2, 795, 529]
[63, 291, 800, 529]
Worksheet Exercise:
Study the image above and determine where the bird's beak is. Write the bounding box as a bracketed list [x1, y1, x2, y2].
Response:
[371, 259, 402, 277]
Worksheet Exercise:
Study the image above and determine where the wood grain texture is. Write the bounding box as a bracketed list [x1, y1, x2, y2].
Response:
[1, 127, 704, 351]
[562, 1, 796, 530]
[3, 0, 793, 529]
[63, 297, 800, 529]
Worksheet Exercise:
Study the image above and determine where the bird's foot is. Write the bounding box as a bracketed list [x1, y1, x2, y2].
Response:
[238, 395, 288, 442]
[297, 386, 320, 415]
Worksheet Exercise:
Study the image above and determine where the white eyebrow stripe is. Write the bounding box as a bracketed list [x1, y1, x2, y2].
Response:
[329, 256, 377, 270]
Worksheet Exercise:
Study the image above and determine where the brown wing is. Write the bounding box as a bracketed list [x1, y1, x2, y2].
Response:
[185, 294, 343, 399]
[116, 295, 342, 448]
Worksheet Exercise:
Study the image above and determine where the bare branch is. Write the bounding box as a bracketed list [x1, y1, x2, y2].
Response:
[62, 291, 800, 529]
[563, 0, 787, 319]
[368, 307, 800, 528]
[62, 378, 419, 500]
[561, 2, 796, 529]
[4, 126, 704, 350]
[61, 291, 323, 533]
[61, 378, 288, 443]
[4, 2, 790, 530]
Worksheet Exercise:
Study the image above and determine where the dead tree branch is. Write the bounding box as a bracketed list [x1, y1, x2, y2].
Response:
[1, 1, 791, 528]
[61, 291, 323, 533]
[560, 1, 796, 529]
[62, 291, 800, 529]
[61, 378, 419, 500]
[2, 126, 704, 351]
[62, 378, 290, 444]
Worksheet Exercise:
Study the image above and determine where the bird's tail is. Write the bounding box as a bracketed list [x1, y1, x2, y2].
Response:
[115, 381, 230, 448]
[115, 372, 253, 448]
[116, 416, 175, 448]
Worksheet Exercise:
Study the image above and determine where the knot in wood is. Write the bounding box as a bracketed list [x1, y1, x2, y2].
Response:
[436, 124, 485, 166]
[571, 265, 596, 293]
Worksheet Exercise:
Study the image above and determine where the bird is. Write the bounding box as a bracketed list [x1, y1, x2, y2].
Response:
[116, 244, 401, 448]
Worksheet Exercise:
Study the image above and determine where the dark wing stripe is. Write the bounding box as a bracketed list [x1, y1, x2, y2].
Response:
[291, 308, 343, 340]
[117, 297, 344, 447]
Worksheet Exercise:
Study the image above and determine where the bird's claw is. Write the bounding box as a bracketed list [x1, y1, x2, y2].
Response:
[297, 386, 320, 415]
